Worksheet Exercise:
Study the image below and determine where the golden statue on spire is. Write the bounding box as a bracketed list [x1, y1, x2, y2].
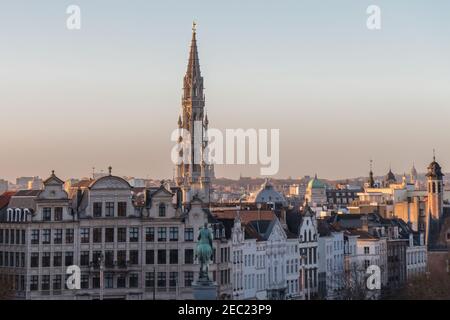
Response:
[192, 21, 197, 32]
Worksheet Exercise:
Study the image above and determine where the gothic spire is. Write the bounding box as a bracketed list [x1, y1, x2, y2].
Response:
[183, 21, 203, 102]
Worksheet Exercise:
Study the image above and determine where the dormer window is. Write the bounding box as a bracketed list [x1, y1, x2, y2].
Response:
[54, 207, 63, 221]
[43, 208, 51, 221]
[159, 203, 166, 217]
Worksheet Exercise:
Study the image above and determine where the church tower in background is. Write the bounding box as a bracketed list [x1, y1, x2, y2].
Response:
[426, 153, 444, 221]
[175, 23, 214, 204]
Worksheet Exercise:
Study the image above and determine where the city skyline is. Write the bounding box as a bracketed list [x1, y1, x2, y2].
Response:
[1, 1, 450, 182]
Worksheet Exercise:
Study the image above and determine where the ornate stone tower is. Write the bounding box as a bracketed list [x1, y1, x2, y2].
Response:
[426, 153, 444, 220]
[175, 22, 213, 204]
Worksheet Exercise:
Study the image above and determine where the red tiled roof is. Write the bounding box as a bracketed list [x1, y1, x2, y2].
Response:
[0, 191, 16, 209]
[213, 210, 276, 224]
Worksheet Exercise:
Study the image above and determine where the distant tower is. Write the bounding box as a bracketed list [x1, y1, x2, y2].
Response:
[384, 165, 396, 187]
[368, 159, 375, 188]
[175, 22, 213, 204]
[426, 152, 444, 220]
[410, 163, 418, 184]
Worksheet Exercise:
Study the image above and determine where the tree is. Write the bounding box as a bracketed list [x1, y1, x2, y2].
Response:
[392, 272, 450, 300]
[0, 273, 15, 300]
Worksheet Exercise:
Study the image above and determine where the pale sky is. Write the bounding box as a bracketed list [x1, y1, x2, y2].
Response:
[1, 0, 449, 182]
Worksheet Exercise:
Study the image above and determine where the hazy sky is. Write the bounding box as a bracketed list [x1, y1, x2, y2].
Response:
[1, 0, 449, 182]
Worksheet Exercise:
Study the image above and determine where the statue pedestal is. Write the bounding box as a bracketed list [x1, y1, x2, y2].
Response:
[192, 279, 218, 300]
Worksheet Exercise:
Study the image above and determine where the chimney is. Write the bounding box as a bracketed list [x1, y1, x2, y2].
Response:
[361, 214, 369, 232]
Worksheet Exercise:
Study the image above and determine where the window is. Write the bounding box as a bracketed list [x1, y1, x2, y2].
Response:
[65, 252, 74, 266]
[30, 275, 38, 291]
[129, 227, 139, 242]
[92, 251, 102, 266]
[157, 250, 166, 264]
[105, 251, 114, 267]
[145, 227, 154, 242]
[117, 250, 126, 267]
[80, 228, 90, 243]
[53, 252, 62, 267]
[169, 272, 178, 288]
[31, 253, 39, 268]
[93, 228, 102, 243]
[92, 276, 100, 289]
[145, 272, 155, 288]
[129, 273, 139, 288]
[80, 251, 89, 266]
[31, 230, 39, 244]
[130, 250, 139, 265]
[105, 273, 114, 289]
[0, 229, 3, 244]
[15, 230, 20, 244]
[93, 202, 102, 217]
[53, 275, 62, 290]
[20, 252, 25, 267]
[184, 271, 193, 287]
[105, 202, 114, 217]
[54, 207, 63, 221]
[117, 274, 126, 288]
[105, 228, 114, 243]
[184, 228, 194, 241]
[158, 203, 166, 217]
[118, 228, 126, 242]
[169, 249, 178, 264]
[42, 229, 51, 244]
[158, 272, 166, 288]
[169, 227, 179, 242]
[42, 252, 51, 267]
[146, 250, 154, 265]
[43, 208, 51, 221]
[364, 247, 370, 255]
[185, 249, 194, 264]
[81, 274, 89, 289]
[118, 202, 127, 217]
[65, 229, 74, 244]
[54, 229, 62, 244]
[158, 227, 166, 242]
[41, 275, 50, 291]
[364, 260, 370, 269]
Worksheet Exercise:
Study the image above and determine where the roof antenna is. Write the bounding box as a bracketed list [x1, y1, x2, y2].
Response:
[433, 148, 436, 162]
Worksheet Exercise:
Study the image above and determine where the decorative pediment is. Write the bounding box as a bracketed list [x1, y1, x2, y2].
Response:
[89, 176, 131, 190]
[43, 171, 64, 186]
[268, 219, 287, 242]
[151, 185, 174, 198]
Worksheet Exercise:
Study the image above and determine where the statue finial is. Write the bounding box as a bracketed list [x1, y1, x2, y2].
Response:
[192, 21, 197, 32]
[433, 148, 436, 162]
[108, 166, 112, 176]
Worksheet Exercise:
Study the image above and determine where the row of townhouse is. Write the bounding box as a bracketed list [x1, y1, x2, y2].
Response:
[317, 212, 427, 299]
[0, 171, 232, 300]
[212, 202, 320, 300]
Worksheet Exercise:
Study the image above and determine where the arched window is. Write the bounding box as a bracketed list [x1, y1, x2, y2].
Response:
[158, 203, 166, 217]
[432, 182, 436, 193]
[308, 230, 312, 242]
